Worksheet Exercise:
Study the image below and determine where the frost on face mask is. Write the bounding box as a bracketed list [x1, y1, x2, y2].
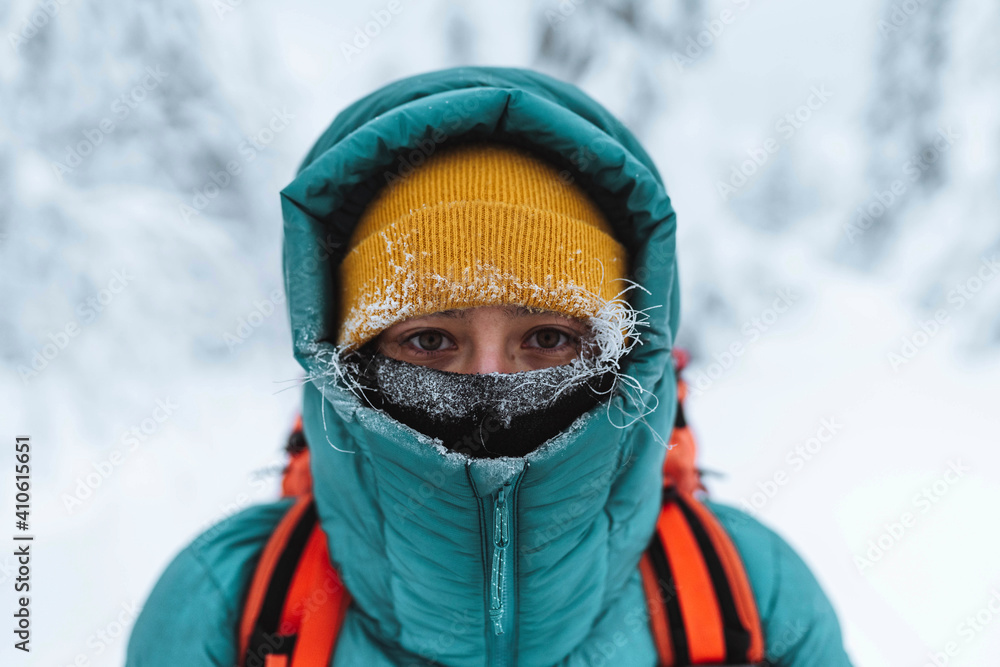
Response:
[350, 354, 617, 458]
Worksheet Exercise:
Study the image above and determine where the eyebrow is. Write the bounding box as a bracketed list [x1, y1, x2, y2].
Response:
[507, 305, 545, 318]
[432, 306, 544, 319]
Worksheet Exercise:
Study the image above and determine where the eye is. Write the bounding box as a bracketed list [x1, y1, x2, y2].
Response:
[405, 330, 455, 352]
[525, 328, 574, 350]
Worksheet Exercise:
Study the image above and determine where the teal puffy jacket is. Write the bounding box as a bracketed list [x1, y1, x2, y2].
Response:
[127, 67, 852, 667]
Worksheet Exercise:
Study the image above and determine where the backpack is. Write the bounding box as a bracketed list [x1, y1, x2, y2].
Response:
[239, 350, 765, 667]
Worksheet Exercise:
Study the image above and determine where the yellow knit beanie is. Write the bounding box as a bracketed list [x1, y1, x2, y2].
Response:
[336, 142, 628, 349]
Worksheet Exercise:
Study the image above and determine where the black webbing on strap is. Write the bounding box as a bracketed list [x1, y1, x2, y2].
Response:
[244, 501, 318, 667]
[674, 399, 687, 429]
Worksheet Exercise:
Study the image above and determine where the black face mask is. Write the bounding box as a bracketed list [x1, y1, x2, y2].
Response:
[350, 354, 616, 458]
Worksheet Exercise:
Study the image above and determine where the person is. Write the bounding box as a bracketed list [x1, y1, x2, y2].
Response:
[127, 67, 852, 666]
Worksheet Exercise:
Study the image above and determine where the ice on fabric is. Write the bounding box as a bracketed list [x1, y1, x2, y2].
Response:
[365, 355, 605, 427]
[345, 352, 617, 458]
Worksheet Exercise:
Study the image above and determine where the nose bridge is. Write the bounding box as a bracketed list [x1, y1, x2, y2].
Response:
[469, 345, 516, 375]
[457, 310, 514, 374]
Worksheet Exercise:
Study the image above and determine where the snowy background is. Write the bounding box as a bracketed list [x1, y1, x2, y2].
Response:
[2, 0, 999, 665]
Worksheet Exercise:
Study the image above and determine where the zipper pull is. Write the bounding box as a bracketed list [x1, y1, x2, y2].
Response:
[494, 486, 509, 547]
[489, 548, 504, 634]
[489, 484, 511, 635]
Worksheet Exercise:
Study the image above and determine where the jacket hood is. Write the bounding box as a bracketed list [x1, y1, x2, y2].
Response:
[282, 67, 680, 665]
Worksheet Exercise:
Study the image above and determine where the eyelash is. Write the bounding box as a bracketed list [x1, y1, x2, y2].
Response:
[524, 328, 578, 353]
[400, 330, 455, 356]
[398, 328, 579, 356]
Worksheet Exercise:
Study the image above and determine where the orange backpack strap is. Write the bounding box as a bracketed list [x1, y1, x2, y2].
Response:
[640, 487, 765, 666]
[239, 495, 351, 667]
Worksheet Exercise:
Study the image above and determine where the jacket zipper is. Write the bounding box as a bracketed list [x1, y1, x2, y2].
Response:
[484, 466, 526, 666]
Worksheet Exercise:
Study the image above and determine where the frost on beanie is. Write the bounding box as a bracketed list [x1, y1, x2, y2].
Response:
[336, 142, 629, 350]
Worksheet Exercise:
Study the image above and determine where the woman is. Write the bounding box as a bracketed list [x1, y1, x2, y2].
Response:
[127, 67, 851, 666]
